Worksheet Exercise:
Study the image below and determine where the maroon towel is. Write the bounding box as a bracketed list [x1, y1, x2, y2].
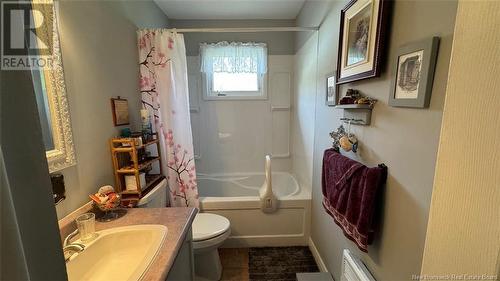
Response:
[322, 148, 387, 252]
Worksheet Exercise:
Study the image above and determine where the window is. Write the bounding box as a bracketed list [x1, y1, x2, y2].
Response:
[200, 42, 267, 99]
[212, 72, 259, 92]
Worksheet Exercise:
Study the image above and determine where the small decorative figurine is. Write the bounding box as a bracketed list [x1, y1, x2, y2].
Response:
[329, 121, 359, 153]
[329, 125, 347, 150]
[339, 134, 358, 152]
[339, 89, 360, 104]
[339, 88, 377, 107]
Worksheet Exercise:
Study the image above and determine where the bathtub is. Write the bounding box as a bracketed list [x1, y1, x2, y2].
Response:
[197, 172, 311, 247]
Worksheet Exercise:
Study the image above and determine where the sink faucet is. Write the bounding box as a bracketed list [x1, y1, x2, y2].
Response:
[63, 229, 79, 247]
[62, 229, 85, 262]
[63, 243, 85, 262]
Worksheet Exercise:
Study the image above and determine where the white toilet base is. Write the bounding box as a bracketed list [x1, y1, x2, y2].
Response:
[194, 248, 222, 281]
[192, 214, 231, 281]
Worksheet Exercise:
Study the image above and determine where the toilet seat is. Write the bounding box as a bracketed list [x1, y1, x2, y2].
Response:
[192, 213, 230, 242]
[192, 228, 231, 250]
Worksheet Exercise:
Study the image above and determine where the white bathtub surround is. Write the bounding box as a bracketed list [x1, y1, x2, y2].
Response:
[187, 55, 294, 174]
[259, 155, 279, 213]
[198, 172, 311, 247]
[137, 29, 199, 207]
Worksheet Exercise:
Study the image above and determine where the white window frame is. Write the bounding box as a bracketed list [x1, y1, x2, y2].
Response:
[202, 71, 268, 101]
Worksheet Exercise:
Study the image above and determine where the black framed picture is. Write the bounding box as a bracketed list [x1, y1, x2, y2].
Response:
[326, 72, 338, 106]
[388, 37, 440, 108]
[336, 0, 391, 84]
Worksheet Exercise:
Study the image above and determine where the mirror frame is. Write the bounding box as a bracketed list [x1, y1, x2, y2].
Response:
[35, 1, 76, 173]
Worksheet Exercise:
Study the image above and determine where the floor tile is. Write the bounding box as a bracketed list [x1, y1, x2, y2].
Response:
[221, 268, 250, 281]
[219, 247, 318, 281]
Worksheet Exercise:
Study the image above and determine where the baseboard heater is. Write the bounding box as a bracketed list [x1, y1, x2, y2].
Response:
[341, 249, 376, 281]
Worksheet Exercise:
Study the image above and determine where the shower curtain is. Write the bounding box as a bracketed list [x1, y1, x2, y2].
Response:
[137, 30, 199, 207]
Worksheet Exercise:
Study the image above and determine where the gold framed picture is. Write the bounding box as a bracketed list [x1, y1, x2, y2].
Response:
[111, 97, 129, 126]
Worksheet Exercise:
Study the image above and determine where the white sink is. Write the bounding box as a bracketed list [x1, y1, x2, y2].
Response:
[66, 224, 167, 281]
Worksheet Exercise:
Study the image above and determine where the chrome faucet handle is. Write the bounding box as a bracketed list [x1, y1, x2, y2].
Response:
[63, 228, 79, 247]
[63, 243, 85, 251]
[63, 243, 85, 262]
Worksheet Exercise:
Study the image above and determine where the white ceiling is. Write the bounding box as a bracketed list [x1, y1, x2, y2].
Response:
[153, 0, 306, 20]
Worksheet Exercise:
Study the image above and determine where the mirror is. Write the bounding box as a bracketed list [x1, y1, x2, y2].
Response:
[32, 68, 54, 151]
[31, 1, 76, 173]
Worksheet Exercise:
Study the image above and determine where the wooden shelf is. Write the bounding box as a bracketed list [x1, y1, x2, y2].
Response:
[120, 191, 140, 195]
[110, 132, 164, 201]
[120, 174, 165, 195]
[117, 157, 160, 173]
[335, 104, 373, 109]
[137, 139, 159, 149]
[112, 138, 159, 152]
[334, 104, 374, 125]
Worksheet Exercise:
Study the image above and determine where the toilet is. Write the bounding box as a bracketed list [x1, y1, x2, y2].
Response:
[192, 213, 231, 281]
[136, 179, 168, 208]
[137, 180, 231, 280]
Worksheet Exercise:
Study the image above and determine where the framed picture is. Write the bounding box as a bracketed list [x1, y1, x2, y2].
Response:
[326, 72, 338, 106]
[389, 37, 440, 108]
[336, 0, 391, 84]
[111, 97, 130, 126]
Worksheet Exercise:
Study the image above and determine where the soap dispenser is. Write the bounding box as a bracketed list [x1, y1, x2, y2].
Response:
[259, 155, 278, 213]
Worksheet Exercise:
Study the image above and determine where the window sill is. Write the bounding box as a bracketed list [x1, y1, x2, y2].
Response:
[202, 95, 268, 101]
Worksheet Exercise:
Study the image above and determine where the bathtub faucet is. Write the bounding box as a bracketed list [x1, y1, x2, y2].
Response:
[259, 155, 278, 213]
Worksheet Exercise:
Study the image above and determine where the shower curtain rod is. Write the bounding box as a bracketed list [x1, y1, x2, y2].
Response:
[171, 27, 318, 33]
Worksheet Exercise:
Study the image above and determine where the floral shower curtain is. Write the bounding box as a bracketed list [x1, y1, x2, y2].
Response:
[137, 30, 199, 207]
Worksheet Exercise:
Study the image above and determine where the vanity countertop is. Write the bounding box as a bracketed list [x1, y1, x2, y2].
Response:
[59, 206, 198, 281]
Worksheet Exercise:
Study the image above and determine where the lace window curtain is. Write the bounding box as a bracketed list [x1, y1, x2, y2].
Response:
[199, 42, 268, 75]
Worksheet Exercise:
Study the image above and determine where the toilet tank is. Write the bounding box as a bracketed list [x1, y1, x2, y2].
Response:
[137, 179, 167, 208]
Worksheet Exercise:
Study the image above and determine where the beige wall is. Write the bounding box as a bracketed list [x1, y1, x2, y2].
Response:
[296, 0, 457, 280]
[55, 1, 169, 218]
[421, 1, 500, 278]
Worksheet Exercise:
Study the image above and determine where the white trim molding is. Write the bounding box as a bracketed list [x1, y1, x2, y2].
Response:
[309, 237, 328, 272]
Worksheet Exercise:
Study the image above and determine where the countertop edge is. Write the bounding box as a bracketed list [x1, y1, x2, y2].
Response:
[154, 207, 198, 281]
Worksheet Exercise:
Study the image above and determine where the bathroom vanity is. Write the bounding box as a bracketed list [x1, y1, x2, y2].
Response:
[59, 206, 197, 281]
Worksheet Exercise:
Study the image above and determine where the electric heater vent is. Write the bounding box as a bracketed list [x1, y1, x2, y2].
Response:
[340, 249, 376, 281]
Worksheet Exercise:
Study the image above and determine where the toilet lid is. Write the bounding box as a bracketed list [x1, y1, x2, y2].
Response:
[192, 213, 230, 241]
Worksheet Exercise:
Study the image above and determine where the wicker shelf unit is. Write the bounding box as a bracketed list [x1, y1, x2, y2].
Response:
[110, 133, 165, 200]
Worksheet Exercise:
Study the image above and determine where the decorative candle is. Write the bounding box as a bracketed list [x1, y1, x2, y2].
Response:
[140, 109, 149, 125]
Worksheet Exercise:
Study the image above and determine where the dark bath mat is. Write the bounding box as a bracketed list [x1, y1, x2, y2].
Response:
[248, 246, 319, 281]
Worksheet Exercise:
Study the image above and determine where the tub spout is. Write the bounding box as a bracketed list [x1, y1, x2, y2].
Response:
[259, 155, 278, 213]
